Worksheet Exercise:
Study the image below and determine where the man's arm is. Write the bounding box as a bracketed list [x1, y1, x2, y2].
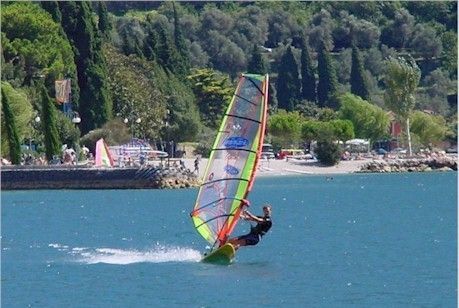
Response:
[242, 210, 264, 223]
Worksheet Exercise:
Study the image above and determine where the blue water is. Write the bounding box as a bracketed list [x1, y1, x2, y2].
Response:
[2, 172, 457, 307]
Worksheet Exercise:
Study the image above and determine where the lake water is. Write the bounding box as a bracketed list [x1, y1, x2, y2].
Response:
[1, 172, 457, 307]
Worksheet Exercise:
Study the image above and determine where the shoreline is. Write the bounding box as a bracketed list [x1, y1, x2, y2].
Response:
[1, 156, 456, 190]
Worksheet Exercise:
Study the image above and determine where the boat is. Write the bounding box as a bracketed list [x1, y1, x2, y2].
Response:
[190, 73, 269, 264]
[95, 138, 114, 167]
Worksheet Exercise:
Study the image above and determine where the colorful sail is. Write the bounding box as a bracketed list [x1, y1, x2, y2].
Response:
[95, 138, 114, 167]
[191, 74, 269, 248]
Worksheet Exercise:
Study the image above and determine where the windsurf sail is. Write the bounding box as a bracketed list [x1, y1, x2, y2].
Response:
[95, 138, 114, 167]
[190, 74, 269, 249]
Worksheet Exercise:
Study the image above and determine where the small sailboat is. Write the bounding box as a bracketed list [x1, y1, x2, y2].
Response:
[190, 74, 269, 264]
[95, 138, 114, 167]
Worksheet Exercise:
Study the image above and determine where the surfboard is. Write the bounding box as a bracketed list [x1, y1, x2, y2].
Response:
[201, 243, 236, 264]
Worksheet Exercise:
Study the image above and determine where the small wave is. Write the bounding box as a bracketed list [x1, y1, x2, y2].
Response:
[49, 243, 202, 265]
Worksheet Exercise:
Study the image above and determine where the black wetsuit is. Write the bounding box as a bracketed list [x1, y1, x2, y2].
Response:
[238, 215, 272, 245]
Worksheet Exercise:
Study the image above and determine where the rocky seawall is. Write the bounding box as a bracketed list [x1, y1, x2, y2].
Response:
[358, 157, 457, 173]
[0, 165, 200, 190]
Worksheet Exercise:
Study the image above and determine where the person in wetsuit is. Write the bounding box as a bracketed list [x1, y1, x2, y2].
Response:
[227, 204, 272, 250]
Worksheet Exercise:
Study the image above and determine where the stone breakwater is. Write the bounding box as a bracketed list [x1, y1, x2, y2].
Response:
[0, 165, 200, 190]
[358, 157, 457, 173]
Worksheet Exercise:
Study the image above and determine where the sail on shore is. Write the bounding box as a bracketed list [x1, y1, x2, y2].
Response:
[95, 138, 114, 167]
[191, 74, 269, 248]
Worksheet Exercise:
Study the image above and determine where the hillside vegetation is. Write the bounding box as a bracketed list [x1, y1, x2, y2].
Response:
[1, 1, 457, 161]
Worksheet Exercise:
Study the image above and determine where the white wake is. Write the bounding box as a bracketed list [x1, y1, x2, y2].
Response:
[48, 243, 202, 264]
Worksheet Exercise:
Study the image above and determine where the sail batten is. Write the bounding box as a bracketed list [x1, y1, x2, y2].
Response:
[191, 74, 269, 249]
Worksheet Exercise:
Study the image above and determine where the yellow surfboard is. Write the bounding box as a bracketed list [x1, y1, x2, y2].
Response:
[201, 243, 236, 264]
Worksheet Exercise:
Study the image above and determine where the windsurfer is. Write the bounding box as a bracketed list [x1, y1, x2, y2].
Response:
[227, 204, 272, 250]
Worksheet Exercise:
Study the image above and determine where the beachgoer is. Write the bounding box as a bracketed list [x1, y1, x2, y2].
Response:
[194, 157, 200, 174]
[227, 202, 272, 250]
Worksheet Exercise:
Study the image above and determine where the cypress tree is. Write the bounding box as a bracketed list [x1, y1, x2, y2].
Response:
[317, 42, 339, 109]
[97, 1, 112, 38]
[173, 2, 190, 76]
[300, 38, 317, 103]
[59, 1, 112, 134]
[40, 86, 61, 161]
[1, 88, 21, 164]
[350, 44, 370, 100]
[40, 1, 62, 23]
[276, 46, 301, 111]
[247, 44, 267, 74]
[156, 21, 183, 75]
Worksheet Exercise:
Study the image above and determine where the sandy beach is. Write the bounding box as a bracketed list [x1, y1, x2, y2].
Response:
[183, 157, 370, 178]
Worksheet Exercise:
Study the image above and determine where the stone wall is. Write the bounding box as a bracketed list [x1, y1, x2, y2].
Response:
[1, 166, 200, 190]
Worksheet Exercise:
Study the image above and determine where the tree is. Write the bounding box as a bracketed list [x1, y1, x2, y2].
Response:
[40, 85, 61, 161]
[97, 1, 112, 38]
[268, 110, 303, 147]
[1, 88, 21, 164]
[300, 38, 317, 103]
[247, 45, 267, 74]
[0, 82, 34, 157]
[384, 56, 421, 156]
[317, 42, 339, 109]
[350, 44, 370, 100]
[187, 68, 233, 128]
[410, 111, 448, 147]
[339, 93, 390, 142]
[330, 119, 355, 143]
[172, 2, 191, 76]
[276, 46, 301, 111]
[40, 1, 62, 23]
[1, 2, 78, 97]
[59, 1, 112, 134]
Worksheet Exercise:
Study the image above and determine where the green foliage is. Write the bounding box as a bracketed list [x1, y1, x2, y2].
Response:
[268, 110, 303, 147]
[301, 120, 322, 141]
[309, 123, 342, 166]
[384, 56, 421, 119]
[103, 46, 168, 140]
[276, 46, 301, 111]
[59, 1, 112, 134]
[1, 88, 21, 164]
[317, 43, 339, 109]
[98, 2, 112, 39]
[350, 45, 370, 100]
[339, 93, 389, 142]
[172, 2, 191, 76]
[1, 2, 77, 97]
[408, 23, 443, 59]
[441, 31, 457, 78]
[40, 1, 62, 23]
[188, 68, 233, 128]
[381, 8, 415, 49]
[329, 119, 355, 142]
[316, 138, 341, 166]
[0, 82, 33, 157]
[410, 111, 448, 147]
[247, 45, 267, 74]
[40, 86, 61, 161]
[80, 118, 131, 152]
[55, 112, 80, 148]
[300, 38, 317, 103]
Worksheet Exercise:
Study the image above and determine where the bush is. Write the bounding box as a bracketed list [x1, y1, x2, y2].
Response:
[316, 139, 341, 166]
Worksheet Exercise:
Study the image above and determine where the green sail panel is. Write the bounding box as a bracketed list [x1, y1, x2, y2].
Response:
[191, 74, 269, 248]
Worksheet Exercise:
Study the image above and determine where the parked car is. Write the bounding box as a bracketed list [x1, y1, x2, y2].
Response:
[261, 143, 275, 159]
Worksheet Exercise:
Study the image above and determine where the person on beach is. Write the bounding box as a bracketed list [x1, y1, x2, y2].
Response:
[194, 156, 200, 174]
[227, 201, 272, 250]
